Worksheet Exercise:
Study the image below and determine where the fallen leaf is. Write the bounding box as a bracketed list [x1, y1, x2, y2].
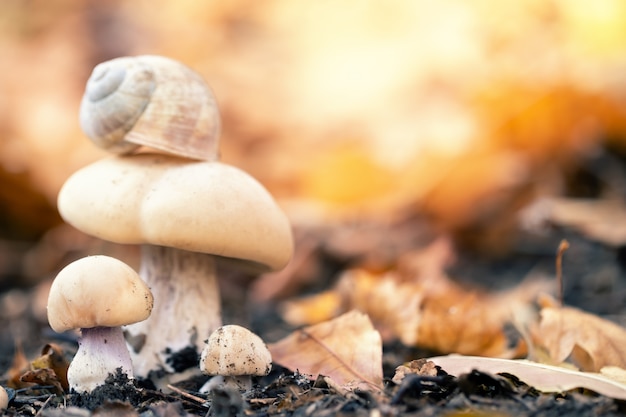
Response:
[6, 342, 31, 389]
[280, 289, 344, 326]
[281, 239, 549, 357]
[526, 197, 626, 246]
[533, 304, 626, 372]
[20, 368, 64, 395]
[417, 272, 551, 358]
[281, 270, 423, 345]
[428, 355, 626, 400]
[600, 366, 626, 385]
[268, 310, 383, 390]
[30, 343, 70, 392]
[392, 359, 438, 384]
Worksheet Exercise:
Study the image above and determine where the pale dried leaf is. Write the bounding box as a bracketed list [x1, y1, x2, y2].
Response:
[430, 355, 626, 400]
[268, 310, 383, 390]
[280, 246, 549, 357]
[392, 359, 438, 384]
[535, 305, 626, 371]
[601, 366, 626, 385]
[533, 198, 626, 246]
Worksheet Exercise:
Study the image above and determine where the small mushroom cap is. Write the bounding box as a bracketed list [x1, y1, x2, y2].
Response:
[58, 153, 294, 272]
[200, 325, 272, 376]
[47, 255, 153, 333]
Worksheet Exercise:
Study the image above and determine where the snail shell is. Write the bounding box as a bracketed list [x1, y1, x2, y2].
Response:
[79, 55, 221, 160]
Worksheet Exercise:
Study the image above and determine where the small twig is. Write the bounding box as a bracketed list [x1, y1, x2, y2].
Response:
[166, 384, 208, 405]
[556, 239, 570, 307]
[34, 394, 54, 417]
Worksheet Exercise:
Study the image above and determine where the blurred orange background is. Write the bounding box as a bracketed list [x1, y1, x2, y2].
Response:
[2, 0, 626, 285]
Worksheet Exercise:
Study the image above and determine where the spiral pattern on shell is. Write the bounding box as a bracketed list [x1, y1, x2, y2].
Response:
[79, 55, 221, 160]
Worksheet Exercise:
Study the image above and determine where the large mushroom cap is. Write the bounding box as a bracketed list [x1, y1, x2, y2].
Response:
[47, 255, 153, 333]
[200, 325, 272, 377]
[57, 153, 294, 272]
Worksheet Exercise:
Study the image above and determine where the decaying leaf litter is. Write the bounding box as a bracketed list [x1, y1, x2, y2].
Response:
[4, 1, 626, 416]
[5, 208, 626, 416]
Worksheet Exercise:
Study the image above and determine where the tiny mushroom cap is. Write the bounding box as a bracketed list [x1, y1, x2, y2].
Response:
[200, 325, 272, 378]
[47, 255, 153, 332]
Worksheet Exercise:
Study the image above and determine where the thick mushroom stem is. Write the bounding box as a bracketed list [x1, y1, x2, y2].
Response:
[125, 245, 221, 379]
[68, 326, 133, 393]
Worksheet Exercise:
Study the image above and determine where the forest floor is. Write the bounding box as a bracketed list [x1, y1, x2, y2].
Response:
[2, 220, 626, 416]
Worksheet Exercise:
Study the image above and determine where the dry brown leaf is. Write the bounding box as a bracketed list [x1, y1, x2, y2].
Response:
[534, 304, 626, 372]
[5, 342, 31, 389]
[281, 239, 549, 357]
[30, 343, 70, 392]
[392, 359, 438, 384]
[20, 368, 64, 395]
[281, 270, 423, 345]
[15, 343, 71, 394]
[268, 310, 383, 390]
[429, 355, 626, 400]
[417, 290, 519, 358]
[282, 272, 539, 357]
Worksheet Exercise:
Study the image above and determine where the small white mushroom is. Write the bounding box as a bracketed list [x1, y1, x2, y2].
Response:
[47, 255, 153, 393]
[200, 325, 272, 392]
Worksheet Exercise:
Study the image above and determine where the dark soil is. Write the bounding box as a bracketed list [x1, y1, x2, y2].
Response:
[5, 355, 626, 416]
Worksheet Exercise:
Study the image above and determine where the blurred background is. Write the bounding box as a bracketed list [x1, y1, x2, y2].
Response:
[2, 0, 626, 364]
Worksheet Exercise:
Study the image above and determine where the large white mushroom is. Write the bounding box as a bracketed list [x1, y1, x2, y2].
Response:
[57, 153, 293, 381]
[47, 255, 153, 393]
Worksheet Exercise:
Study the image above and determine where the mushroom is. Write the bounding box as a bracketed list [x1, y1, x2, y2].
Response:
[57, 153, 293, 380]
[47, 255, 153, 393]
[200, 325, 272, 392]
